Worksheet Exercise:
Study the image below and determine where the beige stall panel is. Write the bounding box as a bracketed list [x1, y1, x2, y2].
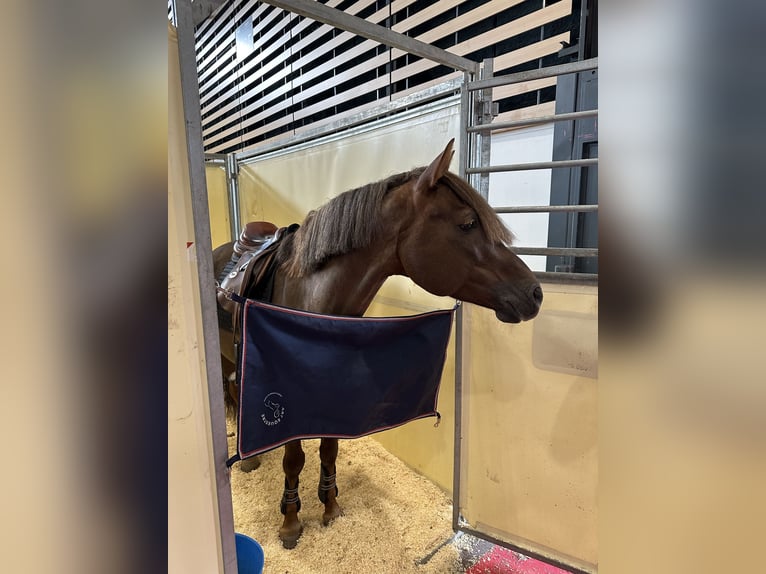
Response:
[238, 102, 460, 492]
[206, 165, 231, 248]
[459, 284, 598, 569]
[168, 24, 224, 574]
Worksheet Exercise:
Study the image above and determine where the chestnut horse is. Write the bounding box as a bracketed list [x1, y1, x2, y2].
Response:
[213, 140, 542, 548]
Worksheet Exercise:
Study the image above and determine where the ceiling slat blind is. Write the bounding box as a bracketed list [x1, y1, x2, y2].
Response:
[190, 0, 577, 154]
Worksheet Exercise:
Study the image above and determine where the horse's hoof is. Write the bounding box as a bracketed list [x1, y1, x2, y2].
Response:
[322, 504, 343, 526]
[240, 457, 261, 472]
[279, 525, 303, 549]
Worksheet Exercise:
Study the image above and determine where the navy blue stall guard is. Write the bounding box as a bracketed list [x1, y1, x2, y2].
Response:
[234, 300, 455, 461]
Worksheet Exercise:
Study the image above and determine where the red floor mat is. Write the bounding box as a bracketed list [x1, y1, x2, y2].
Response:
[465, 545, 570, 574]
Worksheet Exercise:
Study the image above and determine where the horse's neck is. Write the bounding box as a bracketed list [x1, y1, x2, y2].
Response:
[272, 242, 401, 316]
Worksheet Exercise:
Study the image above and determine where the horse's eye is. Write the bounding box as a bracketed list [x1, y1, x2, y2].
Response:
[458, 219, 477, 232]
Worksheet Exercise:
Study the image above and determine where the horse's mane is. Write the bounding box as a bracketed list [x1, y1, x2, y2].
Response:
[277, 168, 513, 277]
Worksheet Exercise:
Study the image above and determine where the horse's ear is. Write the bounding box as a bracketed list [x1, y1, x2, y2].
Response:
[415, 139, 455, 193]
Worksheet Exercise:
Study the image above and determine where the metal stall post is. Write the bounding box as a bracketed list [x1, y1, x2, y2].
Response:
[453, 57, 495, 534]
[174, 1, 238, 572]
[453, 70, 473, 535]
[225, 153, 242, 243]
[476, 58, 497, 200]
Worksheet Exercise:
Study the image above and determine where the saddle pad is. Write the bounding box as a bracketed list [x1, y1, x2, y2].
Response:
[235, 300, 454, 460]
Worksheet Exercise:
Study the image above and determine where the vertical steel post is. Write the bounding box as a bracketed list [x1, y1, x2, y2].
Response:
[454, 59, 496, 531]
[453, 67, 479, 532]
[174, 1, 238, 572]
[225, 153, 241, 242]
[477, 58, 496, 201]
[458, 72, 472, 180]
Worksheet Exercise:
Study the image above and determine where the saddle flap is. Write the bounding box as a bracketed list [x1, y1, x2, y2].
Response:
[217, 248, 274, 316]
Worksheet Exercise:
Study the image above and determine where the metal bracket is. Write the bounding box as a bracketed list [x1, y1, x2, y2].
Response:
[474, 59, 496, 200]
[475, 93, 499, 126]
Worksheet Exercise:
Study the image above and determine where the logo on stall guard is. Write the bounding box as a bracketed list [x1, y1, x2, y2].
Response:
[261, 392, 285, 426]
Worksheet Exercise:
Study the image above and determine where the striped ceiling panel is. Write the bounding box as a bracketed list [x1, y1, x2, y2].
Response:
[191, 0, 579, 154]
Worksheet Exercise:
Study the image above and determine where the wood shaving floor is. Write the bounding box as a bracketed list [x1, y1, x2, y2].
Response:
[228, 428, 461, 574]
[227, 421, 573, 574]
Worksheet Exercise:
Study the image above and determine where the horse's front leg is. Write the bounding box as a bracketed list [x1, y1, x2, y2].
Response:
[279, 440, 305, 548]
[225, 370, 260, 471]
[318, 438, 342, 525]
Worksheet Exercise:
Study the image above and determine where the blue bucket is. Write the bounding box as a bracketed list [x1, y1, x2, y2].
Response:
[235, 533, 264, 574]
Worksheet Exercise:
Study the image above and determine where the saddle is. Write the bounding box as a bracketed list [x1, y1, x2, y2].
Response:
[233, 221, 278, 255]
[216, 221, 299, 340]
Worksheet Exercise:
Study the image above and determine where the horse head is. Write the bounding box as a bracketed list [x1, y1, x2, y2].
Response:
[393, 139, 542, 323]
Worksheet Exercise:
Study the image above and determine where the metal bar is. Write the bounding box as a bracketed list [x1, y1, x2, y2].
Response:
[458, 73, 471, 179]
[452, 302, 465, 532]
[496, 204, 598, 213]
[468, 57, 598, 91]
[205, 153, 227, 162]
[477, 59, 494, 200]
[174, 2, 238, 573]
[467, 109, 598, 132]
[512, 246, 597, 257]
[535, 271, 598, 284]
[454, 69, 473, 533]
[466, 158, 598, 173]
[191, 0, 227, 26]
[259, 0, 480, 74]
[225, 153, 241, 243]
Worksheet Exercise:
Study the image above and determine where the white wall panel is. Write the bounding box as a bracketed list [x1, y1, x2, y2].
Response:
[489, 124, 554, 272]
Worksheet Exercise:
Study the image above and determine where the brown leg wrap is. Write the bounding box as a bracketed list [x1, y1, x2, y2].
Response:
[317, 464, 338, 504]
[281, 477, 301, 514]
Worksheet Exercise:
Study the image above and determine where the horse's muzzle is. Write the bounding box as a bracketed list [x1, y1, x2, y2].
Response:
[495, 283, 543, 323]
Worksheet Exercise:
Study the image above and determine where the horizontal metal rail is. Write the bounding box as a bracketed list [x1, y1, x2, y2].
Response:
[468, 109, 598, 133]
[535, 271, 598, 284]
[512, 247, 597, 257]
[496, 204, 598, 214]
[466, 158, 598, 174]
[464, 58, 600, 284]
[468, 57, 598, 91]
[204, 153, 227, 164]
[260, 0, 480, 74]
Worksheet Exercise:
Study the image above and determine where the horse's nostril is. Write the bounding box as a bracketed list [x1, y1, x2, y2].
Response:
[532, 285, 543, 306]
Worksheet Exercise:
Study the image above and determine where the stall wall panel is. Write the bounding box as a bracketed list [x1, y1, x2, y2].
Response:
[236, 103, 460, 492]
[168, 24, 224, 574]
[206, 165, 231, 248]
[459, 284, 598, 568]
